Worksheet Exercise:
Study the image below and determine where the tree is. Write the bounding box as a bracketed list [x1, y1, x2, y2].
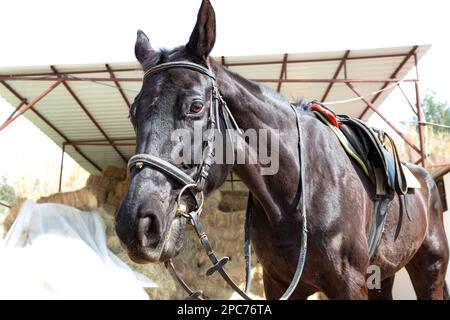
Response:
[422, 91, 450, 133]
[0, 176, 16, 206]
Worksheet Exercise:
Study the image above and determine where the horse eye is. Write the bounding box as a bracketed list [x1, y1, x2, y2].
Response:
[189, 101, 204, 114]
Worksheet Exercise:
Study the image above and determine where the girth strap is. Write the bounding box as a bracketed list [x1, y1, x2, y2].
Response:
[368, 195, 392, 260]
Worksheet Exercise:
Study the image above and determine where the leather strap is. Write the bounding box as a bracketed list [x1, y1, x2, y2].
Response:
[277, 104, 308, 300]
[244, 192, 253, 294]
[368, 195, 392, 259]
[128, 154, 195, 186]
[144, 61, 216, 80]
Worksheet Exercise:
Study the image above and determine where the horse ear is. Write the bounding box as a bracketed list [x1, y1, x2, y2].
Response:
[186, 0, 216, 60]
[135, 30, 153, 64]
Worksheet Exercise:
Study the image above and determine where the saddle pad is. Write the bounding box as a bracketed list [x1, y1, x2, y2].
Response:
[401, 164, 421, 189]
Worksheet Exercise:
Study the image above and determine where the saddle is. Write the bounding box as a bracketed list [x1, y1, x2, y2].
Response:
[309, 101, 421, 259]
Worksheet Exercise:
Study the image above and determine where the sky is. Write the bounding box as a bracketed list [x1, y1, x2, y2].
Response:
[0, 0, 449, 190]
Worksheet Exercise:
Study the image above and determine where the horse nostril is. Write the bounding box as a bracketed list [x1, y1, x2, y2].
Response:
[137, 214, 161, 248]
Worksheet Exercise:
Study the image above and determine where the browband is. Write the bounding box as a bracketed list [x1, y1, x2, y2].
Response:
[144, 61, 216, 80]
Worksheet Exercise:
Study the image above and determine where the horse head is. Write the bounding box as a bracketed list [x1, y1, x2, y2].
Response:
[115, 0, 228, 263]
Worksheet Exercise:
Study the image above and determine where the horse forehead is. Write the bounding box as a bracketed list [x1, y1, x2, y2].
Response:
[144, 70, 204, 103]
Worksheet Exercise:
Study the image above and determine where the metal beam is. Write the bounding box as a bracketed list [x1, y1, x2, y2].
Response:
[0, 76, 143, 82]
[65, 142, 135, 147]
[0, 80, 62, 131]
[0, 67, 140, 77]
[64, 137, 136, 143]
[428, 162, 450, 170]
[105, 64, 131, 109]
[0, 52, 414, 78]
[347, 83, 422, 155]
[343, 58, 348, 79]
[397, 83, 417, 116]
[0, 201, 11, 209]
[51, 66, 128, 164]
[277, 54, 288, 93]
[0, 80, 102, 171]
[414, 53, 427, 167]
[0, 76, 419, 84]
[322, 50, 350, 102]
[58, 143, 66, 192]
[359, 46, 418, 118]
[6, 100, 26, 120]
[224, 52, 413, 67]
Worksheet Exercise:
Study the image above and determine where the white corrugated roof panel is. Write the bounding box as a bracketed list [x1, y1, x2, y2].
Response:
[0, 45, 430, 174]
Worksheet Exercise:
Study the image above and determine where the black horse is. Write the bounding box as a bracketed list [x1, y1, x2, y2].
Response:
[116, 0, 449, 299]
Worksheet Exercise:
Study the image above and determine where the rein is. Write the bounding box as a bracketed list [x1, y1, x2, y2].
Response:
[128, 60, 307, 300]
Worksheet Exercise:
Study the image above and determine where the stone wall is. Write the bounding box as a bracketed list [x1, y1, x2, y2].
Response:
[4, 166, 264, 299]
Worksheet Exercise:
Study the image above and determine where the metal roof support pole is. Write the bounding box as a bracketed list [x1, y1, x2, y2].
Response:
[397, 83, 418, 116]
[65, 141, 135, 147]
[277, 54, 288, 93]
[0, 80, 102, 171]
[105, 64, 131, 109]
[51, 66, 128, 164]
[414, 54, 427, 168]
[65, 137, 135, 143]
[344, 58, 348, 80]
[0, 68, 140, 77]
[428, 162, 450, 170]
[58, 143, 66, 192]
[0, 201, 11, 209]
[322, 50, 351, 102]
[6, 100, 26, 121]
[218, 53, 413, 67]
[359, 46, 419, 119]
[0, 80, 62, 132]
[346, 82, 422, 155]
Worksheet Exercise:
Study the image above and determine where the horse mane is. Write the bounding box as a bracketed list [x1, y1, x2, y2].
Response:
[141, 47, 186, 71]
[292, 98, 311, 112]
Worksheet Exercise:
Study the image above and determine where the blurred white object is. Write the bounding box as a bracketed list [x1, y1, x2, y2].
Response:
[0, 200, 156, 300]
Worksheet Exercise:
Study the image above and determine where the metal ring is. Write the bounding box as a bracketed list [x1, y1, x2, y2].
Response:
[176, 183, 204, 219]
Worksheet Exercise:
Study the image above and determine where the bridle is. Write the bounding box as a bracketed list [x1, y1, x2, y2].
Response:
[127, 60, 307, 300]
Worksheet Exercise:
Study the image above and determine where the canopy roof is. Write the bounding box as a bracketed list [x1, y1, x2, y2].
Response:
[0, 45, 429, 174]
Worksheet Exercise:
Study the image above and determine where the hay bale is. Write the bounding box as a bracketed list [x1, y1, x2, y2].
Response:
[102, 166, 127, 181]
[3, 198, 27, 234]
[37, 188, 98, 211]
[105, 179, 128, 210]
[219, 190, 249, 212]
[85, 166, 128, 216]
[3, 165, 266, 299]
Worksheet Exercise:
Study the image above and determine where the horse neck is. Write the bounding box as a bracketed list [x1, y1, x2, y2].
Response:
[213, 62, 293, 130]
[212, 60, 300, 224]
